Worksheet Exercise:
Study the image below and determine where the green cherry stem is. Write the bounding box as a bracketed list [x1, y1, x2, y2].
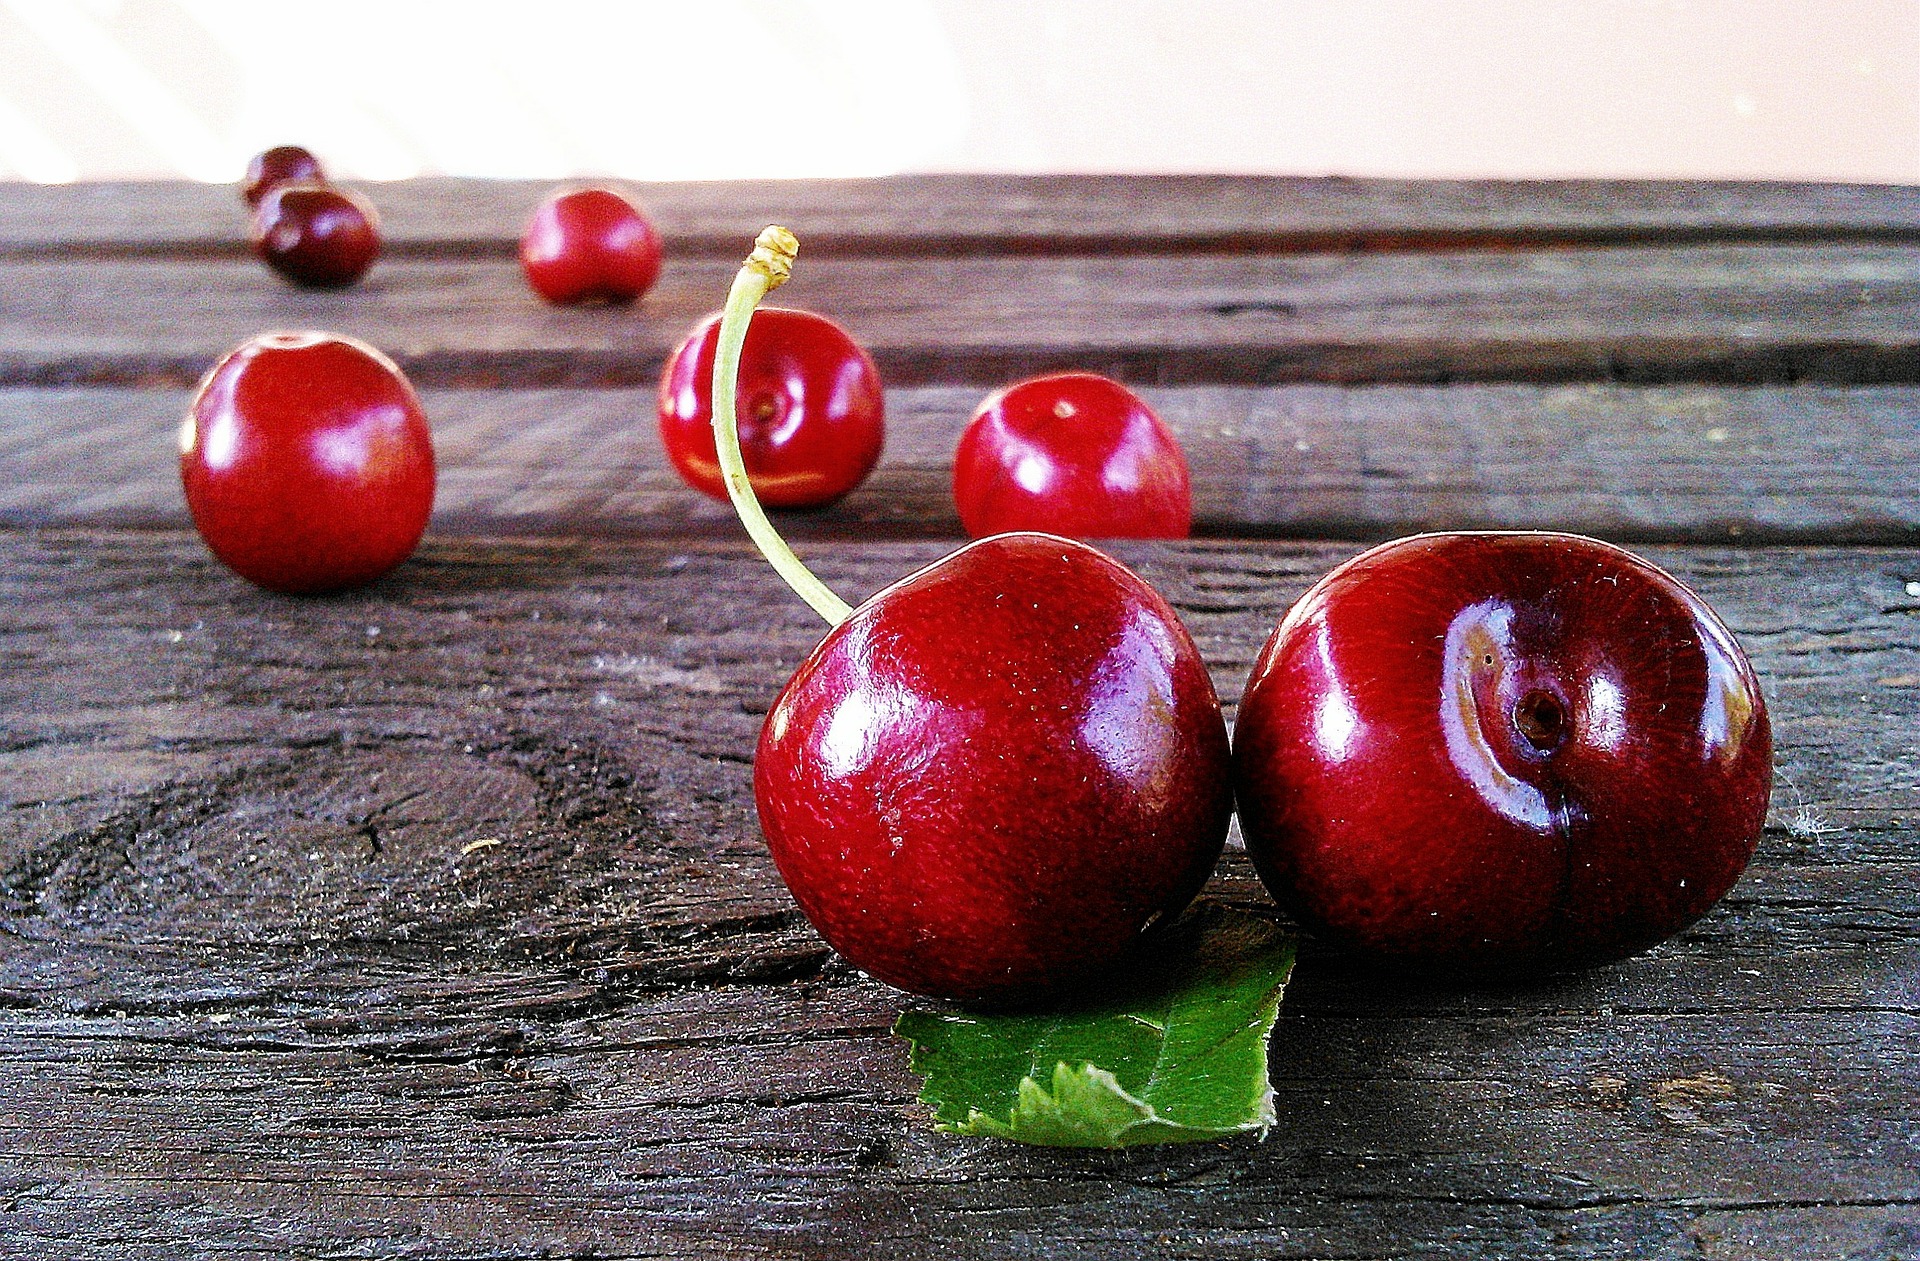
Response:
[711, 226, 853, 628]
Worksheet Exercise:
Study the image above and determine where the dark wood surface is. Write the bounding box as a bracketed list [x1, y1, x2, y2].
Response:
[1, 176, 1916, 1260]
[6, 245, 1919, 388]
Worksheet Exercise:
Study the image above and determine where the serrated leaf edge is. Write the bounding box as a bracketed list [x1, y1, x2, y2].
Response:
[939, 1059, 1276, 1149]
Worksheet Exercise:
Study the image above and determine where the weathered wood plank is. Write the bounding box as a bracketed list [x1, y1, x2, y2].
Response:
[2, 176, 1917, 258]
[3, 384, 1916, 544]
[1, 246, 1916, 389]
[0, 532, 1914, 1258]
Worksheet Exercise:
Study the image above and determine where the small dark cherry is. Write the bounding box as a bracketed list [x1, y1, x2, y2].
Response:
[1232, 532, 1773, 973]
[250, 183, 380, 288]
[659, 307, 883, 509]
[180, 331, 435, 595]
[242, 145, 325, 207]
[954, 372, 1191, 539]
[705, 228, 1231, 1005]
[520, 187, 663, 304]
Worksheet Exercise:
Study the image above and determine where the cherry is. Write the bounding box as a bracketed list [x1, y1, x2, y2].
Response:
[659, 307, 883, 509]
[712, 229, 1232, 1005]
[954, 373, 1192, 539]
[180, 331, 435, 595]
[1232, 532, 1773, 973]
[250, 183, 380, 289]
[520, 187, 663, 305]
[242, 144, 325, 207]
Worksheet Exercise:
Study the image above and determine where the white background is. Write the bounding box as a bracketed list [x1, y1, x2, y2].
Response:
[0, 0, 1914, 184]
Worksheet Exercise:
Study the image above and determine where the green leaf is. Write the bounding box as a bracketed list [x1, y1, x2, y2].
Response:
[893, 904, 1297, 1148]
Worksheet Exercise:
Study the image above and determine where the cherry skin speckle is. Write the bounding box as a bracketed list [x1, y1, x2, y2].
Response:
[658, 308, 883, 509]
[1232, 532, 1773, 974]
[250, 183, 380, 289]
[755, 533, 1233, 1005]
[242, 145, 324, 207]
[954, 372, 1191, 539]
[180, 332, 435, 594]
[520, 187, 663, 305]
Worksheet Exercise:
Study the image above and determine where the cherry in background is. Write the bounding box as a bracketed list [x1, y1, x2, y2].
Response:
[250, 183, 381, 288]
[520, 187, 663, 305]
[1233, 532, 1772, 974]
[659, 308, 883, 509]
[242, 145, 324, 207]
[180, 332, 435, 594]
[954, 372, 1191, 539]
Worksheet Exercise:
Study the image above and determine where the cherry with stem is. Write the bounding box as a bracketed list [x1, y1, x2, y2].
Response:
[708, 228, 1233, 1006]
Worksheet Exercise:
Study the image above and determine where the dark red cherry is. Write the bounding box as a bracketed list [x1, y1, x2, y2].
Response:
[1233, 532, 1773, 973]
[242, 145, 325, 207]
[954, 372, 1191, 539]
[250, 183, 380, 288]
[520, 186, 663, 304]
[659, 307, 883, 508]
[180, 331, 435, 594]
[755, 533, 1233, 1005]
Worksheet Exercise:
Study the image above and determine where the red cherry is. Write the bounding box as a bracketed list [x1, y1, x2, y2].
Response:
[756, 533, 1233, 1004]
[180, 332, 435, 595]
[242, 145, 325, 207]
[1233, 532, 1773, 973]
[697, 227, 1229, 1004]
[658, 308, 884, 508]
[520, 187, 663, 304]
[953, 372, 1191, 539]
[250, 183, 380, 288]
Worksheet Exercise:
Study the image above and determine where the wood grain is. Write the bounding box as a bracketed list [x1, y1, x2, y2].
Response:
[3, 176, 1918, 257]
[1, 245, 1917, 389]
[4, 173, 1918, 1260]
[5, 384, 1917, 545]
[2, 532, 1915, 1260]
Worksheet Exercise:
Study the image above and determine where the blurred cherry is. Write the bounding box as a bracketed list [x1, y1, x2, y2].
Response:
[242, 145, 325, 207]
[250, 183, 380, 289]
[954, 372, 1191, 539]
[180, 331, 435, 594]
[520, 186, 663, 304]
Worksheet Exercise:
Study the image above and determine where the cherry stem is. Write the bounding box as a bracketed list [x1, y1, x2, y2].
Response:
[711, 227, 853, 627]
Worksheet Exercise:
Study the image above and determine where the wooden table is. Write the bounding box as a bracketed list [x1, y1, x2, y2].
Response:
[1, 176, 1916, 1260]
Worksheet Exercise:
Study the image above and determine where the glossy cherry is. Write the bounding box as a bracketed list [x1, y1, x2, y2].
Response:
[954, 373, 1191, 539]
[709, 228, 1231, 1005]
[1233, 532, 1772, 973]
[250, 183, 380, 288]
[520, 187, 663, 304]
[660, 307, 883, 509]
[758, 534, 1232, 1003]
[242, 145, 325, 207]
[180, 331, 435, 594]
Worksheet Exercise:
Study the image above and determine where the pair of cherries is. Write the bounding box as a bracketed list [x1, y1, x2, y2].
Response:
[246, 146, 666, 304]
[661, 314, 1190, 538]
[243, 146, 381, 289]
[713, 229, 1773, 1007]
